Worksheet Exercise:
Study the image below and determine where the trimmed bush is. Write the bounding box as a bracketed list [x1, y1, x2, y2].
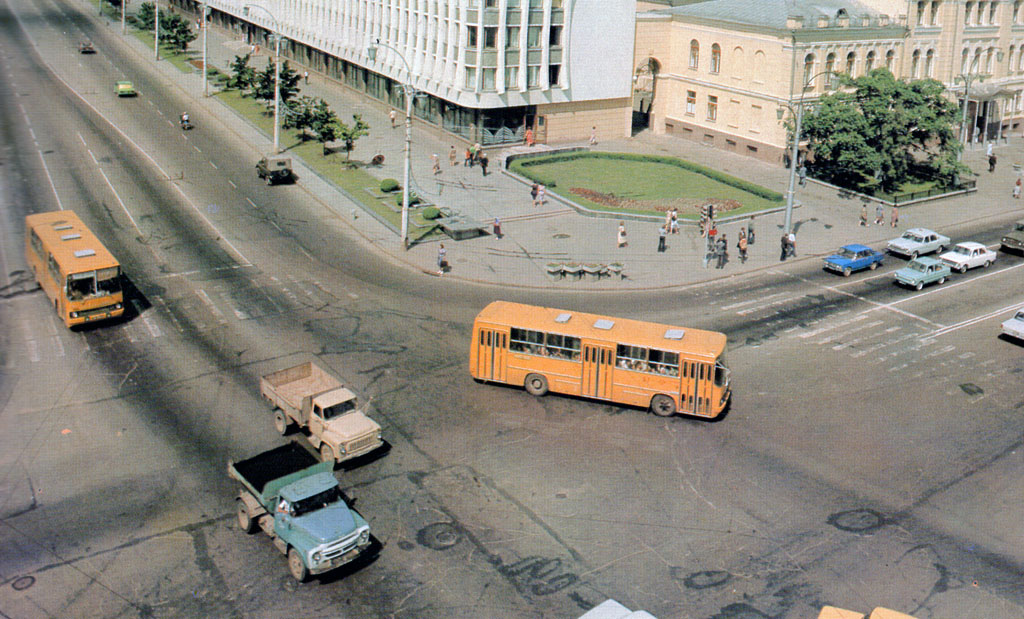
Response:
[380, 178, 400, 193]
[395, 191, 421, 207]
[421, 206, 441, 220]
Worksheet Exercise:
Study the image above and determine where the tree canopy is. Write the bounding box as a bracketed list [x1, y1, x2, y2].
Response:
[799, 69, 966, 193]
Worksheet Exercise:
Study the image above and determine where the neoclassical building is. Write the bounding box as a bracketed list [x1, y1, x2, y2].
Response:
[184, 0, 636, 145]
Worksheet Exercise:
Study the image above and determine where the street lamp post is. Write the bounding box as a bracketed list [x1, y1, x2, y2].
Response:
[121, 0, 126, 35]
[154, 1, 159, 60]
[242, 4, 282, 154]
[202, 2, 209, 97]
[368, 39, 415, 250]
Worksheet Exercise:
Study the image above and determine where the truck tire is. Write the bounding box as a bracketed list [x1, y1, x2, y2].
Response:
[651, 394, 677, 417]
[266, 175, 273, 186]
[320, 443, 336, 464]
[524, 374, 548, 397]
[236, 499, 256, 534]
[287, 547, 309, 582]
[273, 409, 290, 435]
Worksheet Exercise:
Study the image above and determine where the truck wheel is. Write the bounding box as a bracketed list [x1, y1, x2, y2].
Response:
[266, 175, 273, 186]
[320, 443, 336, 464]
[236, 499, 256, 534]
[273, 409, 289, 435]
[651, 394, 677, 417]
[524, 374, 548, 397]
[287, 548, 309, 582]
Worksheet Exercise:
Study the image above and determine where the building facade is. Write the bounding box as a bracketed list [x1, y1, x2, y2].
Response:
[188, 0, 636, 145]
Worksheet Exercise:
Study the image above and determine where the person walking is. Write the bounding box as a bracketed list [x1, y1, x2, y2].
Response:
[787, 231, 797, 257]
[715, 234, 728, 269]
[493, 217, 502, 239]
[780, 233, 789, 261]
[670, 208, 679, 234]
[589, 126, 597, 146]
[389, 109, 397, 129]
[1015, 177, 1022, 199]
[530, 183, 540, 207]
[432, 153, 441, 175]
[617, 222, 628, 248]
[987, 141, 994, 157]
[303, 70, 309, 84]
[437, 244, 447, 276]
[537, 185, 546, 206]
[890, 205, 899, 227]
[657, 225, 667, 253]
[479, 153, 489, 176]
[464, 147, 473, 167]
[525, 128, 534, 147]
[989, 153, 998, 172]
[737, 232, 748, 263]
[798, 164, 807, 187]
[747, 216, 755, 244]
[449, 145, 458, 167]
[874, 204, 884, 225]
[860, 204, 868, 226]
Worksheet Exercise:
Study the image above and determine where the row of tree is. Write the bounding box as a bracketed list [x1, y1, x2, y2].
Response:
[133, 2, 198, 53]
[228, 53, 368, 158]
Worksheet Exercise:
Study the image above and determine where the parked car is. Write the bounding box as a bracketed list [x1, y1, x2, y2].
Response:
[256, 154, 294, 185]
[115, 81, 136, 97]
[939, 242, 997, 273]
[79, 41, 96, 54]
[886, 228, 950, 259]
[823, 243, 885, 276]
[1000, 219, 1024, 254]
[1001, 308, 1024, 341]
[894, 256, 951, 290]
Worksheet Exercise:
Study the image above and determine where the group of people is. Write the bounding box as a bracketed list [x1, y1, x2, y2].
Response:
[859, 204, 899, 228]
[530, 183, 547, 208]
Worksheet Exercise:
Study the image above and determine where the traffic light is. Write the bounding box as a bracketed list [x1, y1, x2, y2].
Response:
[707, 204, 715, 221]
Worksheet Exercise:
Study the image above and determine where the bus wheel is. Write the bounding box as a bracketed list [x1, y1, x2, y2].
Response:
[651, 395, 677, 417]
[524, 374, 548, 397]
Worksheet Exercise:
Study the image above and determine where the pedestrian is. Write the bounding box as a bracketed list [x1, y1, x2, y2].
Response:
[670, 208, 679, 234]
[437, 243, 447, 275]
[747, 216, 755, 244]
[1015, 177, 1022, 199]
[891, 205, 899, 227]
[657, 224, 667, 253]
[787, 231, 796, 257]
[664, 209, 672, 233]
[875, 204, 884, 225]
[780, 233, 789, 261]
[537, 185, 546, 206]
[493, 217, 502, 239]
[432, 153, 441, 175]
[464, 147, 473, 167]
[617, 222, 628, 248]
[479, 153, 489, 176]
[987, 141, 994, 157]
[525, 128, 535, 147]
[716, 234, 728, 269]
[389, 109, 397, 129]
[737, 232, 748, 263]
[589, 126, 597, 146]
[303, 70, 309, 84]
[859, 204, 868, 226]
[530, 183, 540, 207]
[989, 153, 998, 172]
[449, 145, 458, 166]
[798, 164, 807, 187]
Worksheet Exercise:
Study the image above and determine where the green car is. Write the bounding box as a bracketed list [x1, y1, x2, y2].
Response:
[893, 256, 950, 291]
[115, 81, 136, 97]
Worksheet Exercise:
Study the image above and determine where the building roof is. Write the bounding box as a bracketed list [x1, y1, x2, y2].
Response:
[644, 0, 892, 32]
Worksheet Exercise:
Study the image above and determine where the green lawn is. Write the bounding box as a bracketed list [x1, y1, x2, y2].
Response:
[215, 89, 441, 241]
[521, 157, 781, 218]
[130, 30, 197, 74]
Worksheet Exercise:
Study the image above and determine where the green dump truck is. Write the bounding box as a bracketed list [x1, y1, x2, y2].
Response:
[229, 443, 372, 581]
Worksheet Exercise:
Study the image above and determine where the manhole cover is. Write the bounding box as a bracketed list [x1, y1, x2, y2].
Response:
[553, 233, 570, 239]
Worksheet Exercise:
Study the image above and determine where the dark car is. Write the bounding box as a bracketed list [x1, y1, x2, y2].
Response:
[256, 154, 294, 185]
[79, 41, 96, 54]
[823, 243, 885, 276]
[1001, 219, 1024, 254]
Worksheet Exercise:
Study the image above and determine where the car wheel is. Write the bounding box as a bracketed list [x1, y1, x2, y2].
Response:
[938, 276, 946, 285]
[984, 260, 992, 268]
[236, 499, 256, 534]
[915, 281, 924, 291]
[937, 245, 946, 253]
[843, 267, 851, 277]
[524, 374, 548, 397]
[959, 264, 967, 274]
[910, 251, 919, 260]
[869, 261, 879, 270]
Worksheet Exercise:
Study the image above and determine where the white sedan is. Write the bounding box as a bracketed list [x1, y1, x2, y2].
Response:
[939, 242, 997, 273]
[1002, 309, 1024, 341]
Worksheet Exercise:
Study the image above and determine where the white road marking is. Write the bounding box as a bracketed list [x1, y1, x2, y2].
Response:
[720, 292, 786, 311]
[246, 197, 256, 207]
[196, 288, 227, 323]
[228, 180, 237, 188]
[35, 144, 64, 211]
[925, 300, 1024, 339]
[28, 127, 36, 141]
[142, 315, 162, 338]
[51, 335, 64, 358]
[27, 339, 39, 363]
[193, 145, 201, 152]
[155, 296, 184, 332]
[798, 313, 868, 339]
[209, 161, 218, 169]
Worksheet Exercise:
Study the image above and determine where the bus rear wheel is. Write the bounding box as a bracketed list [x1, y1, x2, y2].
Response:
[524, 374, 548, 397]
[651, 395, 677, 417]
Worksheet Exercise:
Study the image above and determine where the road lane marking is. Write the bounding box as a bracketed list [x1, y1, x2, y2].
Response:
[228, 180, 237, 189]
[246, 197, 256, 208]
[142, 315, 162, 338]
[35, 146, 64, 211]
[720, 292, 786, 311]
[924, 300, 1024, 339]
[51, 336, 64, 358]
[193, 145, 201, 152]
[196, 288, 227, 323]
[209, 161, 218, 169]
[78, 133, 142, 234]
[155, 296, 184, 332]
[27, 339, 39, 363]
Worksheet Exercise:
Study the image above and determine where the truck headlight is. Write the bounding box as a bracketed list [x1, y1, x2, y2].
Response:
[358, 530, 369, 545]
[338, 444, 346, 454]
[312, 551, 321, 562]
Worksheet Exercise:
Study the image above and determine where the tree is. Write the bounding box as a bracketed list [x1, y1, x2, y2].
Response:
[254, 59, 302, 108]
[282, 95, 319, 141]
[163, 14, 197, 52]
[335, 114, 370, 160]
[136, 2, 156, 30]
[227, 53, 256, 92]
[310, 99, 340, 155]
[799, 69, 966, 193]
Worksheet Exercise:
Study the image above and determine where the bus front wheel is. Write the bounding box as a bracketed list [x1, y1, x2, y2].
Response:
[524, 374, 548, 397]
[651, 395, 677, 417]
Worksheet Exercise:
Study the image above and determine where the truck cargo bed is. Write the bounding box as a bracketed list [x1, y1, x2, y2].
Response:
[231, 443, 319, 494]
[262, 361, 341, 410]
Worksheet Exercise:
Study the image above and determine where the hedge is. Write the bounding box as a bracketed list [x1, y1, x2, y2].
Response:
[380, 178, 400, 193]
[421, 206, 441, 220]
[395, 191, 421, 207]
[510, 152, 784, 203]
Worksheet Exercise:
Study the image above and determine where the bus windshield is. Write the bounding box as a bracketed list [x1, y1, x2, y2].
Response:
[67, 267, 121, 300]
[714, 355, 730, 387]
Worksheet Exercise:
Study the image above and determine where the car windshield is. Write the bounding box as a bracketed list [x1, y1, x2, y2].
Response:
[837, 248, 857, 259]
[291, 485, 344, 518]
[906, 261, 927, 272]
[322, 398, 356, 420]
[953, 246, 971, 255]
[1015, 224, 1024, 232]
[902, 233, 924, 243]
[1016, 311, 1024, 321]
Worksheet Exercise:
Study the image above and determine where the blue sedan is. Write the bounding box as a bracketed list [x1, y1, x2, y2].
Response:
[823, 244, 885, 277]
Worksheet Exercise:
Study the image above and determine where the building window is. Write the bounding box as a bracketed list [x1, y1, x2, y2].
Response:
[1019, 48, 1024, 71]
[825, 53, 836, 88]
[465, 67, 477, 88]
[885, 50, 895, 72]
[548, 64, 561, 86]
[962, 48, 970, 73]
[482, 68, 496, 90]
[986, 47, 995, 72]
[845, 51, 856, 76]
[484, 27, 497, 49]
[505, 66, 519, 88]
[527, 26, 541, 47]
[865, 50, 875, 72]
[710, 43, 721, 73]
[689, 40, 699, 69]
[1016, 0, 1022, 23]
[964, 1, 973, 24]
[485, 0, 497, 7]
[685, 90, 696, 115]
[925, 49, 935, 76]
[549, 25, 562, 46]
[1010, 46, 1017, 73]
[912, 49, 921, 78]
[990, 1, 998, 23]
[931, 1, 941, 25]
[917, 0, 926, 25]
[527, 65, 540, 87]
[803, 53, 815, 85]
[707, 95, 718, 121]
[507, 26, 520, 48]
[467, 26, 478, 48]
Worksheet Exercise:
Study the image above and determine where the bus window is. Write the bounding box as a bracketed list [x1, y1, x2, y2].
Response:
[714, 356, 730, 387]
[67, 272, 96, 300]
[96, 267, 121, 294]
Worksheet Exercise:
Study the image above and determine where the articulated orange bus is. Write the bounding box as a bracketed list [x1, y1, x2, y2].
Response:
[470, 301, 731, 418]
[25, 211, 124, 327]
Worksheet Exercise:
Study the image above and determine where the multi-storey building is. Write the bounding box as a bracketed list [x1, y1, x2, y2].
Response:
[192, 0, 636, 145]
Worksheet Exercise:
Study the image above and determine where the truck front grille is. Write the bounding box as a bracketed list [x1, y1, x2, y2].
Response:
[320, 529, 362, 560]
[347, 435, 381, 457]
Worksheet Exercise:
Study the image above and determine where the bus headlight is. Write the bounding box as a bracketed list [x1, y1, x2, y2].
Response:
[70, 312, 79, 318]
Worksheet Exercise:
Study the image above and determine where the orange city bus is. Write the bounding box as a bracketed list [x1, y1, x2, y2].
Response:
[470, 301, 731, 418]
[25, 211, 124, 327]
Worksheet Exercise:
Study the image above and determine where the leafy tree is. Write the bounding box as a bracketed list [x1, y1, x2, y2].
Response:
[310, 99, 340, 155]
[136, 2, 156, 30]
[335, 114, 370, 160]
[254, 59, 302, 107]
[227, 53, 256, 91]
[282, 95, 319, 141]
[799, 69, 966, 193]
[163, 14, 197, 52]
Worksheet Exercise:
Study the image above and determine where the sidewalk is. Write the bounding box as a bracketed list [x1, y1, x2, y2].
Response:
[101, 3, 1024, 290]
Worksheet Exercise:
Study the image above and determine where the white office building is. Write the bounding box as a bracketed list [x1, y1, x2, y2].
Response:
[188, 0, 637, 145]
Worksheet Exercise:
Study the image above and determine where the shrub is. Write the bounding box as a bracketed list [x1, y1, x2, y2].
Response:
[421, 206, 441, 220]
[380, 178, 400, 193]
[395, 192, 421, 207]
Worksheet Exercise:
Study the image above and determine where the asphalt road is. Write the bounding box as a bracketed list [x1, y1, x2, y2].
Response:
[1, 1, 1023, 618]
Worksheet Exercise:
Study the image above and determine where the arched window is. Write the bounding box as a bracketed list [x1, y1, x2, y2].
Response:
[978, 1, 987, 24]
[990, 1, 998, 23]
[925, 49, 935, 77]
[710, 43, 721, 73]
[931, 1, 941, 25]
[885, 50, 895, 72]
[825, 53, 836, 88]
[1016, 0, 1022, 23]
[689, 40, 699, 69]
[1010, 45, 1017, 73]
[865, 50, 876, 72]
[912, 49, 921, 78]
[964, 1, 974, 25]
[986, 47, 995, 72]
[961, 48, 970, 73]
[845, 51, 856, 75]
[803, 53, 815, 86]
[732, 46, 745, 79]
[1018, 47, 1024, 71]
[917, 0, 926, 24]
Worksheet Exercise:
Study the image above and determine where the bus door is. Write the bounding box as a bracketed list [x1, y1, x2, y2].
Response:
[476, 329, 507, 382]
[581, 344, 614, 400]
[692, 361, 714, 416]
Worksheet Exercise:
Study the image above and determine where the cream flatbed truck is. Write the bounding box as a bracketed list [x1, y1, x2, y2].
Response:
[229, 443, 372, 582]
[260, 361, 383, 464]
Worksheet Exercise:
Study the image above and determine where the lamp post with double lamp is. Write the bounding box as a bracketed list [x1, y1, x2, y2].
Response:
[243, 4, 282, 154]
[955, 50, 1002, 160]
[201, 1, 209, 97]
[778, 69, 835, 236]
[154, 2, 159, 60]
[367, 39, 414, 250]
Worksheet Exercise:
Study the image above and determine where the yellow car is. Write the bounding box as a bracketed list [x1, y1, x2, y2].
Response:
[115, 81, 136, 97]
